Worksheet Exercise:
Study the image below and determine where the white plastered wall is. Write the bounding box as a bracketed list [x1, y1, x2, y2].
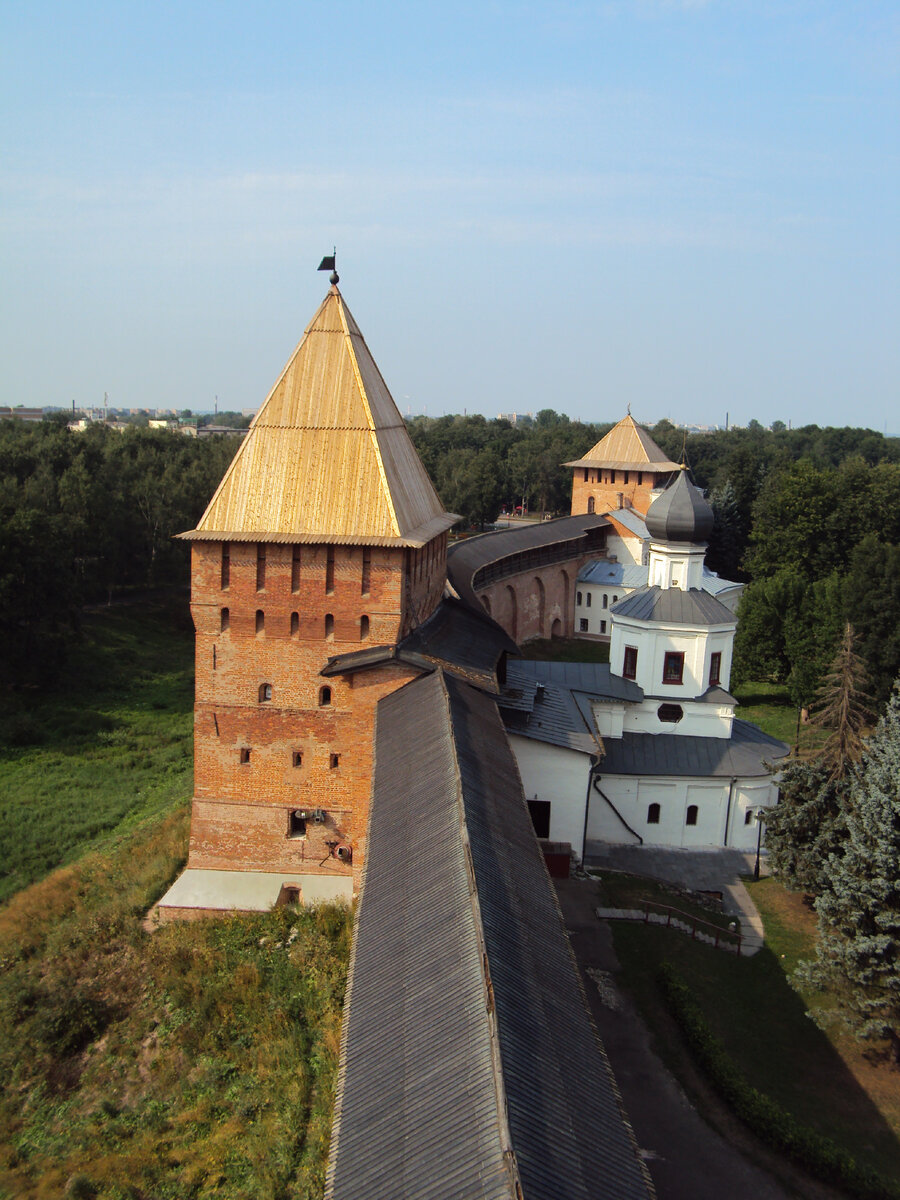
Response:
[507, 735, 591, 853]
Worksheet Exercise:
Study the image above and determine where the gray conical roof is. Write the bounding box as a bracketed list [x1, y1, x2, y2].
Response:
[645, 470, 714, 543]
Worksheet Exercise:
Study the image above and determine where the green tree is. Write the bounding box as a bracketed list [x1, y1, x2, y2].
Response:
[797, 685, 900, 1063]
[765, 761, 849, 896]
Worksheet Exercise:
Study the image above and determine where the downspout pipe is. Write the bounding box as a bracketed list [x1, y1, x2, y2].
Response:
[581, 758, 600, 866]
[583, 761, 643, 865]
[723, 777, 737, 847]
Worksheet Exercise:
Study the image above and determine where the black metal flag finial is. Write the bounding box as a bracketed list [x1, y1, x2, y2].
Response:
[318, 247, 339, 286]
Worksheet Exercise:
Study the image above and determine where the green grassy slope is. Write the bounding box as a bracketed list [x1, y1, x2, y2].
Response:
[0, 603, 194, 903]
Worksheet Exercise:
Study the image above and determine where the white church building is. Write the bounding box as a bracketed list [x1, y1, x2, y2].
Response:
[498, 469, 789, 858]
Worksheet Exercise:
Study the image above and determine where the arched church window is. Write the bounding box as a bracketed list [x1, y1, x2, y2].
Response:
[647, 803, 660, 824]
[686, 805, 698, 826]
[258, 683, 272, 703]
[319, 686, 332, 707]
[587, 496, 596, 514]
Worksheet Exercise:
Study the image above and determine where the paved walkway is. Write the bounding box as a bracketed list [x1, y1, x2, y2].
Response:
[585, 842, 767, 952]
[555, 874, 790, 1200]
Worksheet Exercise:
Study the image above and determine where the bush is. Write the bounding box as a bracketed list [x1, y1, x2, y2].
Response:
[658, 962, 900, 1200]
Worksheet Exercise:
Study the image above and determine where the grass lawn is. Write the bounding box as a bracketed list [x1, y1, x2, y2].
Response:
[521, 637, 610, 663]
[0, 602, 195, 903]
[609, 878, 900, 1186]
[733, 679, 827, 757]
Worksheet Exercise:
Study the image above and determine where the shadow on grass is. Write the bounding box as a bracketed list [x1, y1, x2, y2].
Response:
[611, 922, 900, 1182]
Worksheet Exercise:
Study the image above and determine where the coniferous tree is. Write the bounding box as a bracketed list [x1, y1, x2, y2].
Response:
[705, 480, 744, 581]
[797, 685, 900, 1064]
[810, 622, 875, 780]
[764, 761, 849, 896]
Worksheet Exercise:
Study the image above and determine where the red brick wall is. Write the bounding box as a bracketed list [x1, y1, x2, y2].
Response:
[570, 468, 671, 518]
[187, 537, 442, 891]
[476, 561, 586, 644]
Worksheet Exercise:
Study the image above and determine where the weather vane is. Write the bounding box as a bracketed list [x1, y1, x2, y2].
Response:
[318, 248, 339, 286]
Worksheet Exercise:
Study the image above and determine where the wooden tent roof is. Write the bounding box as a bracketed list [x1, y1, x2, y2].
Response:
[181, 286, 458, 546]
[565, 414, 680, 472]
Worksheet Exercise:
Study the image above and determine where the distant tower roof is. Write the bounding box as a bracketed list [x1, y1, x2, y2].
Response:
[181, 286, 458, 546]
[564, 414, 681, 472]
[644, 469, 715, 543]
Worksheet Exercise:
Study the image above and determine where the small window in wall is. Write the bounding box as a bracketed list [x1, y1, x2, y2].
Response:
[602, 594, 608, 608]
[583, 469, 588, 482]
[325, 613, 334, 640]
[290, 611, 299, 636]
[256, 543, 266, 590]
[330, 753, 340, 769]
[360, 615, 370, 638]
[220, 607, 229, 632]
[361, 548, 371, 595]
[580, 618, 589, 632]
[587, 496, 596, 514]
[624, 471, 630, 484]
[709, 652, 722, 687]
[255, 610, 265, 635]
[292, 751, 303, 768]
[744, 809, 753, 825]
[647, 803, 660, 824]
[576, 591, 582, 606]
[686, 805, 698, 826]
[291, 546, 302, 592]
[325, 545, 335, 594]
[319, 686, 332, 707]
[657, 703, 683, 723]
[586, 593, 592, 607]
[240, 748, 251, 765]
[527, 799, 551, 839]
[663, 651, 684, 684]
[258, 683, 272, 703]
[638, 472, 643, 486]
[289, 809, 306, 838]
[600, 620, 607, 634]
[612, 594, 619, 603]
[221, 543, 230, 589]
[623, 646, 638, 680]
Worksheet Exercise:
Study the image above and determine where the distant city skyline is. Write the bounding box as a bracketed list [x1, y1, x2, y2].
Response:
[3, 3, 898, 432]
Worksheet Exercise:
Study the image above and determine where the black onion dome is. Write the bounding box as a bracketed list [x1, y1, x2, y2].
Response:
[645, 469, 714, 543]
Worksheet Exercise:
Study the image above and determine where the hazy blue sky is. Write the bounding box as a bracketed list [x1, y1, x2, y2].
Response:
[2, 2, 898, 429]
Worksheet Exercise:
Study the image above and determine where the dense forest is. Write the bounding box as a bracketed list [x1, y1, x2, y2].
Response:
[3, 411, 900, 703]
[0, 419, 236, 686]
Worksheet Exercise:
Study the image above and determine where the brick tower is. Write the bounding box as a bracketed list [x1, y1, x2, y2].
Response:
[565, 413, 680, 517]
[161, 281, 458, 916]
